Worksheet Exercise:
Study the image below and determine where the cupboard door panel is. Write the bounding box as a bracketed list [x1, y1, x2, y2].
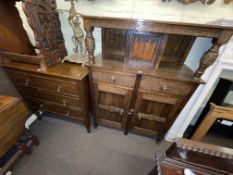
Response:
[132, 92, 182, 137]
[96, 84, 132, 129]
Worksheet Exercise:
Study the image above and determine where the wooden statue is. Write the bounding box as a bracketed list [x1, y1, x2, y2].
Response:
[57, 0, 87, 65]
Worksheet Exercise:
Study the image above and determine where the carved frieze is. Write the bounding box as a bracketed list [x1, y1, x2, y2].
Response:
[22, 0, 67, 67]
[162, 0, 233, 4]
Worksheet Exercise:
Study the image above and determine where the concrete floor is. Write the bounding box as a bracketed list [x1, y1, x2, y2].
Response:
[12, 116, 171, 175]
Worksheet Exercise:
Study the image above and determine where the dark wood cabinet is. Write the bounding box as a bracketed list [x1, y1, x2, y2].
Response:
[3, 62, 91, 133]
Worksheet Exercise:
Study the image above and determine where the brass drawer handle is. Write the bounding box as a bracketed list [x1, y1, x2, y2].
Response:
[160, 85, 168, 92]
[40, 104, 44, 108]
[66, 111, 70, 117]
[25, 79, 30, 86]
[57, 86, 62, 92]
[63, 99, 67, 106]
[108, 75, 116, 83]
[99, 104, 124, 115]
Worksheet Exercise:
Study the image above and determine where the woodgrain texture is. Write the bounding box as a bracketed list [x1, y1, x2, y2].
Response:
[0, 96, 29, 157]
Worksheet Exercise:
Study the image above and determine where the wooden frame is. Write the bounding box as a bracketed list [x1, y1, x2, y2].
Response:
[191, 103, 233, 141]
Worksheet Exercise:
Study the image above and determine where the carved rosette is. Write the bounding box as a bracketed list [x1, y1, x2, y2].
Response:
[22, 0, 67, 68]
[162, 0, 216, 4]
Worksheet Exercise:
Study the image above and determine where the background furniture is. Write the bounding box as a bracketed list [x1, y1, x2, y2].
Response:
[3, 62, 91, 133]
[0, 0, 91, 133]
[191, 103, 233, 141]
[84, 16, 233, 140]
[0, 96, 29, 157]
[154, 138, 233, 175]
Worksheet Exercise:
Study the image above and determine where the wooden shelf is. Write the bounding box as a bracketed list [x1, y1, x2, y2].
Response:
[88, 54, 202, 83]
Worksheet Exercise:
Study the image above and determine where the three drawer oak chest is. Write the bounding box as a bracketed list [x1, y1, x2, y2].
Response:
[3, 62, 91, 133]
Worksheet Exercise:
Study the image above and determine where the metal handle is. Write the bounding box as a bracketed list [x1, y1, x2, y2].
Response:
[108, 75, 116, 83]
[99, 104, 124, 115]
[66, 111, 70, 117]
[160, 85, 168, 92]
[57, 86, 62, 92]
[63, 99, 67, 106]
[40, 104, 44, 108]
[25, 79, 30, 86]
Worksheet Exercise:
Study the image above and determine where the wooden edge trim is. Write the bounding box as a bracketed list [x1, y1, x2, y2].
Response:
[175, 138, 233, 159]
[0, 51, 42, 65]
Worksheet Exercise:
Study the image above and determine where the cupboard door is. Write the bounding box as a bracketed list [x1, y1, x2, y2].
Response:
[131, 92, 183, 138]
[96, 83, 132, 129]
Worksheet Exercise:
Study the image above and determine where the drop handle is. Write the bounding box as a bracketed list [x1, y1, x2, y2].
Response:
[108, 75, 116, 83]
[160, 85, 168, 92]
[63, 99, 67, 106]
[57, 86, 62, 92]
[25, 79, 30, 86]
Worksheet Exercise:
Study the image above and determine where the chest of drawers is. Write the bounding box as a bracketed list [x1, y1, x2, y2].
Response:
[3, 62, 91, 133]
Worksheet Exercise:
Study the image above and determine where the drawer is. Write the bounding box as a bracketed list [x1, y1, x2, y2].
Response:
[7, 70, 80, 97]
[17, 85, 81, 109]
[92, 70, 136, 88]
[140, 76, 193, 97]
[26, 98, 83, 121]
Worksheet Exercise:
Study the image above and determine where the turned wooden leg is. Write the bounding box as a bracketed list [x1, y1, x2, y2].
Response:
[195, 30, 233, 79]
[194, 42, 219, 79]
[84, 24, 95, 64]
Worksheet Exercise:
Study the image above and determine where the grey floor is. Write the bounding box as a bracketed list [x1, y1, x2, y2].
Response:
[12, 116, 171, 175]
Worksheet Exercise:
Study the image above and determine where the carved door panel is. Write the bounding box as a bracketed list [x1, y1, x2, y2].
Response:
[131, 91, 183, 138]
[96, 83, 132, 129]
[125, 31, 168, 69]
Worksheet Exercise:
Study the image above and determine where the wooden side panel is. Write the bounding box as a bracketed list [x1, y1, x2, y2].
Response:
[0, 96, 29, 157]
[162, 35, 195, 64]
[0, 1, 35, 54]
[102, 28, 127, 59]
[102, 29, 195, 65]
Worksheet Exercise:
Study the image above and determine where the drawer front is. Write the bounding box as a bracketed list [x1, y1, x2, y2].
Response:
[7, 70, 80, 97]
[26, 98, 83, 121]
[17, 85, 81, 109]
[140, 76, 193, 97]
[92, 70, 136, 88]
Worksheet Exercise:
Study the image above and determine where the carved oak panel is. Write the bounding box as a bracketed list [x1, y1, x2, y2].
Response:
[23, 0, 67, 67]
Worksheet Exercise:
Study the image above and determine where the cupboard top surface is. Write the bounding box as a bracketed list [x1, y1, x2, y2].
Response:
[83, 15, 233, 30]
[1, 62, 88, 81]
[87, 54, 202, 83]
